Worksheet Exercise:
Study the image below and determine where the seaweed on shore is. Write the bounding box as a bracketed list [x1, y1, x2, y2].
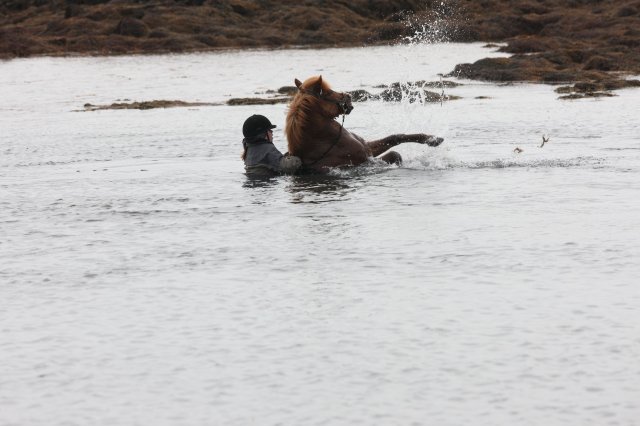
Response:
[82, 100, 219, 111]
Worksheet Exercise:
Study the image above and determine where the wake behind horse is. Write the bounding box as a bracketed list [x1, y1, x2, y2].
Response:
[285, 75, 443, 173]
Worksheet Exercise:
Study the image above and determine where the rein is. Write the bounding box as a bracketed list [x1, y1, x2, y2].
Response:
[298, 87, 349, 167]
[304, 114, 345, 167]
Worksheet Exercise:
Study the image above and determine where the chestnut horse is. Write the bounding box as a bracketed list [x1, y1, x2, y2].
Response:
[285, 75, 443, 173]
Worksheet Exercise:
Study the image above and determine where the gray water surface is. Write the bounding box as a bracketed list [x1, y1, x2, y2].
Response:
[1, 44, 639, 425]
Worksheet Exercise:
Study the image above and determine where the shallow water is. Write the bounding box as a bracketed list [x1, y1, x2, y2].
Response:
[1, 43, 640, 425]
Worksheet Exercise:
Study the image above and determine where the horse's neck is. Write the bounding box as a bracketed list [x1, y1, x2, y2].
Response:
[290, 115, 336, 147]
[311, 116, 340, 138]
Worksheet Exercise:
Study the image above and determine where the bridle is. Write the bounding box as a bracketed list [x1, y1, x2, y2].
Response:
[298, 87, 353, 116]
[298, 87, 352, 167]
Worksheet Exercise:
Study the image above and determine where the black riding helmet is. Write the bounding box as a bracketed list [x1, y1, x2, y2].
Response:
[242, 114, 277, 138]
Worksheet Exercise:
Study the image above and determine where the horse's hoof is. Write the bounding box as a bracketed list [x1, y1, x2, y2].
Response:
[429, 137, 444, 147]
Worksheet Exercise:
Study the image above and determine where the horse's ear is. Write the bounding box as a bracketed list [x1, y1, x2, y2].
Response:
[314, 75, 323, 95]
[294, 78, 302, 88]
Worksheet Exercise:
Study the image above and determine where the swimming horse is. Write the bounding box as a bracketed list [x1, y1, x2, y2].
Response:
[285, 75, 443, 173]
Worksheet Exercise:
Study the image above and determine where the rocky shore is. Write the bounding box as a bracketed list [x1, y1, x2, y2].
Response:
[2, 0, 640, 92]
[447, 0, 640, 92]
[0, 0, 427, 57]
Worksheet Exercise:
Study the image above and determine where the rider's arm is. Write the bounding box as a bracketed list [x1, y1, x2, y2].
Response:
[279, 154, 302, 174]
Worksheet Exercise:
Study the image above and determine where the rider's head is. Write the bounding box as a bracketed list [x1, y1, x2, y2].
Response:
[242, 114, 276, 140]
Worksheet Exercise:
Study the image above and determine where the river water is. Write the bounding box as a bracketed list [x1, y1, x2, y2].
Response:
[1, 43, 639, 425]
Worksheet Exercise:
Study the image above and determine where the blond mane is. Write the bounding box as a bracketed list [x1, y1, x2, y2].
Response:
[285, 76, 333, 155]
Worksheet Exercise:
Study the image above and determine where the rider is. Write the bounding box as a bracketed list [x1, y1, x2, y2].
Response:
[241, 114, 301, 176]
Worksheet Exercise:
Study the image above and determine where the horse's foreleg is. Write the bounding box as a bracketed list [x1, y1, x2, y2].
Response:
[366, 134, 408, 157]
[379, 151, 402, 165]
[367, 133, 442, 156]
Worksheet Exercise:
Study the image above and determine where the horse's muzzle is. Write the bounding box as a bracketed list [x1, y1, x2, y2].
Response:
[341, 94, 354, 115]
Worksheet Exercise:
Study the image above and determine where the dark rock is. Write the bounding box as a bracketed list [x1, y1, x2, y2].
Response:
[448, 58, 524, 82]
[559, 92, 616, 100]
[379, 83, 459, 102]
[277, 86, 298, 95]
[347, 90, 373, 102]
[420, 80, 464, 88]
[574, 81, 600, 92]
[555, 85, 573, 93]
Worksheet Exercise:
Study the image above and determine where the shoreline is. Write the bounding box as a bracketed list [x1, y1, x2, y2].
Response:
[0, 40, 398, 62]
[2, 0, 639, 95]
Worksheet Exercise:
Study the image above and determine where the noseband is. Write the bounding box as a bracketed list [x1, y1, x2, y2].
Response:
[298, 87, 352, 115]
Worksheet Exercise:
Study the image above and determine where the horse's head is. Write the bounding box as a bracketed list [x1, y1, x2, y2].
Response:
[294, 76, 353, 118]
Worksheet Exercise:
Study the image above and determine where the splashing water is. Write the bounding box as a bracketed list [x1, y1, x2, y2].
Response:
[402, 1, 459, 45]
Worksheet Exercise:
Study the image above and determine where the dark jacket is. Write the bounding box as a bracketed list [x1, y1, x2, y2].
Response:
[243, 137, 301, 176]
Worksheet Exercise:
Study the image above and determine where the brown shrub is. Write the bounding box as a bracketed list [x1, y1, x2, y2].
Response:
[371, 22, 407, 41]
[566, 49, 588, 63]
[115, 17, 148, 37]
[194, 34, 219, 47]
[149, 28, 170, 38]
[610, 36, 640, 47]
[47, 37, 67, 46]
[542, 71, 575, 82]
[0, 29, 36, 57]
[516, 1, 550, 14]
[448, 23, 481, 42]
[616, 5, 638, 17]
[542, 51, 573, 67]
[584, 55, 614, 70]
[103, 35, 134, 54]
[62, 18, 100, 38]
[3, 0, 30, 12]
[448, 58, 523, 81]
[503, 37, 551, 53]
[160, 37, 187, 52]
[43, 20, 68, 36]
[367, 0, 424, 19]
[229, 0, 257, 16]
[120, 8, 145, 19]
[65, 5, 82, 19]
[66, 35, 101, 52]
[86, 10, 107, 21]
